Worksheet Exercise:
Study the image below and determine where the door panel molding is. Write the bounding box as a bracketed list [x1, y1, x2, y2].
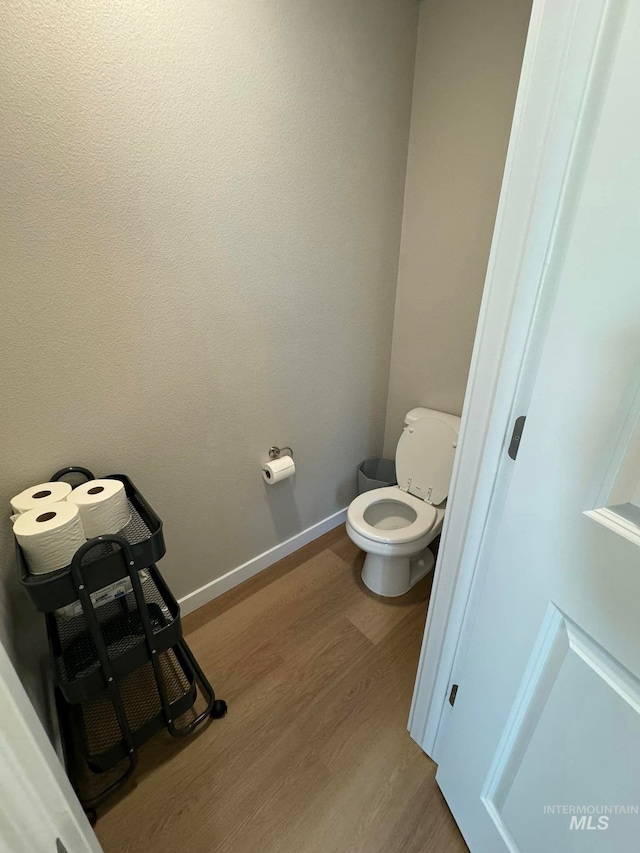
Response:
[586, 368, 640, 546]
[482, 606, 567, 815]
[479, 605, 640, 850]
[480, 606, 566, 853]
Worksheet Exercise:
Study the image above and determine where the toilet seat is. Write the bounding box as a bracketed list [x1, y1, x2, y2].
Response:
[347, 486, 437, 545]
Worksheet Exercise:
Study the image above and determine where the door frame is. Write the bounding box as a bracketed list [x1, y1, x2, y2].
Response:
[409, 0, 623, 760]
[0, 639, 102, 852]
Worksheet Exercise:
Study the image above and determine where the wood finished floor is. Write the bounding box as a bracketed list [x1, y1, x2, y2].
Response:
[95, 528, 468, 853]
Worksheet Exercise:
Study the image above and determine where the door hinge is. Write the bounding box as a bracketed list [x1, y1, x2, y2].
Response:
[508, 415, 527, 460]
[448, 684, 459, 706]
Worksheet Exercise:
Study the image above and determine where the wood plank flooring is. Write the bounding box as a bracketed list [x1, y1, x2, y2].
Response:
[95, 528, 468, 853]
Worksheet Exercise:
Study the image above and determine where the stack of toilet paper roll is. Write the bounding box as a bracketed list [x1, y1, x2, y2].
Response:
[11, 478, 131, 575]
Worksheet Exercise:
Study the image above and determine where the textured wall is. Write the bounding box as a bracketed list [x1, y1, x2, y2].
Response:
[383, 0, 531, 453]
[0, 0, 418, 709]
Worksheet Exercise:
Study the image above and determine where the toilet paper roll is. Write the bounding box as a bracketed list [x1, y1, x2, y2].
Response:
[10, 481, 72, 515]
[66, 479, 131, 538]
[13, 502, 86, 575]
[262, 455, 295, 484]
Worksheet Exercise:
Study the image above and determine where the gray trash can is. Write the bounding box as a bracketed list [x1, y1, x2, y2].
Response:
[357, 458, 397, 494]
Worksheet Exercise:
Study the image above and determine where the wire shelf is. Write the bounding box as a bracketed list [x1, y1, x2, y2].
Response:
[19, 474, 165, 612]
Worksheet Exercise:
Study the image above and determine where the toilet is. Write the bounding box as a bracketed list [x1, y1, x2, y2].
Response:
[346, 407, 461, 597]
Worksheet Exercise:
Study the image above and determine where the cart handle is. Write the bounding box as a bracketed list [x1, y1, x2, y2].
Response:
[50, 466, 95, 483]
[68, 534, 139, 779]
[70, 534, 136, 572]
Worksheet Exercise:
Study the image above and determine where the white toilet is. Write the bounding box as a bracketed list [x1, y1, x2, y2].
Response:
[346, 407, 461, 597]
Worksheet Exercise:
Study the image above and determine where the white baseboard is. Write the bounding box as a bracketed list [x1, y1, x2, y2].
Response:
[178, 507, 348, 616]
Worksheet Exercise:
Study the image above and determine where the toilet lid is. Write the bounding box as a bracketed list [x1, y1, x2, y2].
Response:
[395, 416, 458, 504]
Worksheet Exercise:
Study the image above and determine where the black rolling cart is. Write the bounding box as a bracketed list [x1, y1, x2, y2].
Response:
[17, 466, 227, 818]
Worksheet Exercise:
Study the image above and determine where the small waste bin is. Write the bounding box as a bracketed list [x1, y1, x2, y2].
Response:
[357, 458, 397, 494]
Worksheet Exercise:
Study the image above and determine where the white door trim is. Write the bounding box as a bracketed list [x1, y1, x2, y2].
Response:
[409, 0, 623, 759]
[0, 641, 102, 852]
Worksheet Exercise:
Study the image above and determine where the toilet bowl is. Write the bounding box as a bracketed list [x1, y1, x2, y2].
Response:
[346, 408, 460, 597]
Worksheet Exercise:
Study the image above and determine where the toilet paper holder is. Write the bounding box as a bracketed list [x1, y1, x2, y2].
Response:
[268, 445, 293, 460]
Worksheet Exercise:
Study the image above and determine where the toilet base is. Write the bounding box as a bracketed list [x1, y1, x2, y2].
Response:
[361, 546, 435, 597]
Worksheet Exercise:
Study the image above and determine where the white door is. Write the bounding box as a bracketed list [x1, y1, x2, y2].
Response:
[435, 2, 640, 851]
[0, 641, 102, 853]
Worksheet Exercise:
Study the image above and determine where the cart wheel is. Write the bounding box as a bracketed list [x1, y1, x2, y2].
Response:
[85, 808, 98, 827]
[211, 699, 228, 719]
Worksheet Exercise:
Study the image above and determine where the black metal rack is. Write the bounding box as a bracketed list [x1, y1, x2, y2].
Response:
[18, 466, 227, 816]
[19, 469, 165, 612]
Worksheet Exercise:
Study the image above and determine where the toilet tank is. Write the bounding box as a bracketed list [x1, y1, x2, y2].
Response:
[404, 407, 461, 433]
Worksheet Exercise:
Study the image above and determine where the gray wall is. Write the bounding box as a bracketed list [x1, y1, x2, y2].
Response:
[383, 0, 531, 453]
[0, 0, 419, 711]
